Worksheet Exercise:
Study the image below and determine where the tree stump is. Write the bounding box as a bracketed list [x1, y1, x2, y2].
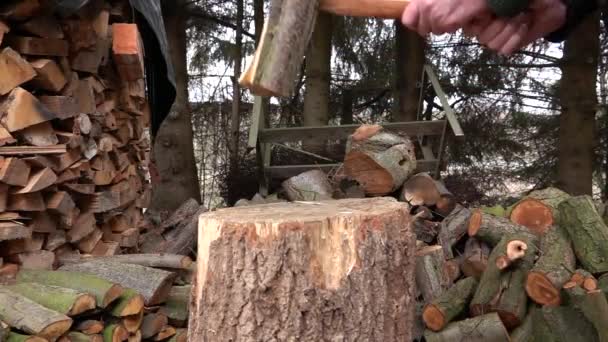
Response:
[189, 197, 416, 341]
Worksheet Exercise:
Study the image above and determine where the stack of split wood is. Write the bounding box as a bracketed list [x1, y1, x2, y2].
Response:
[0, 253, 191, 342]
[406, 187, 608, 341]
[0, 0, 152, 270]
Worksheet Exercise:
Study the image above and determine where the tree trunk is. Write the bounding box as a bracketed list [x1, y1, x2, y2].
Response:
[393, 23, 425, 122]
[150, 0, 201, 215]
[302, 11, 333, 155]
[189, 197, 416, 341]
[558, 12, 599, 196]
[228, 0, 244, 186]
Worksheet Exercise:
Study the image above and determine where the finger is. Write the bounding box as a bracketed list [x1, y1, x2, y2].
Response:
[477, 18, 507, 45]
[401, 3, 420, 31]
[418, 6, 432, 35]
[486, 14, 529, 52]
[500, 20, 529, 55]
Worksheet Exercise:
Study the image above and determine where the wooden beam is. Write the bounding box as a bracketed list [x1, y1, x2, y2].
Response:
[259, 120, 446, 143]
[424, 65, 465, 139]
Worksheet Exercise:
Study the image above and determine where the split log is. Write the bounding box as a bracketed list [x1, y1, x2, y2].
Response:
[154, 326, 175, 341]
[422, 276, 478, 331]
[102, 324, 128, 342]
[120, 310, 144, 333]
[0, 288, 72, 341]
[460, 238, 490, 279]
[0, 222, 32, 241]
[470, 234, 538, 329]
[525, 225, 576, 306]
[281, 169, 333, 201]
[415, 245, 450, 302]
[437, 204, 470, 259]
[17, 15, 63, 39]
[189, 197, 416, 341]
[159, 286, 189, 328]
[16, 269, 124, 309]
[10, 250, 55, 270]
[38, 96, 79, 120]
[0, 87, 57, 132]
[344, 125, 416, 196]
[0, 47, 36, 96]
[59, 261, 176, 306]
[108, 288, 145, 317]
[0, 158, 31, 186]
[75, 320, 104, 335]
[467, 208, 535, 245]
[112, 24, 144, 81]
[5, 36, 68, 57]
[141, 313, 168, 339]
[29, 59, 67, 92]
[559, 195, 608, 273]
[18, 122, 59, 147]
[2, 233, 44, 255]
[563, 284, 608, 342]
[12, 168, 57, 194]
[7, 193, 45, 212]
[509, 187, 569, 234]
[423, 312, 510, 342]
[62, 332, 102, 342]
[6, 332, 47, 342]
[5, 282, 96, 316]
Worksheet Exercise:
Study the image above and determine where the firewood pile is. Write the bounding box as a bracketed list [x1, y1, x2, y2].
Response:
[241, 125, 608, 341]
[0, 253, 191, 342]
[0, 0, 153, 270]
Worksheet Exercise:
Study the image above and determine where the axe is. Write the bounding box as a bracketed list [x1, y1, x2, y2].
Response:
[239, 0, 410, 97]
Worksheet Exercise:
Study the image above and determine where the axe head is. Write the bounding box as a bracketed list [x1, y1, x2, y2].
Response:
[239, 0, 320, 98]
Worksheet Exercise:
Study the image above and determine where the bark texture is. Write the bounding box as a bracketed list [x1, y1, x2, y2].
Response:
[189, 197, 416, 341]
[150, 0, 201, 215]
[423, 312, 509, 342]
[422, 276, 478, 331]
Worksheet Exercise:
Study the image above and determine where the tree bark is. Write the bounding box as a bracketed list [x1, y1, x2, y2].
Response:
[423, 313, 509, 342]
[558, 13, 599, 196]
[422, 276, 478, 331]
[415, 245, 450, 303]
[189, 197, 416, 341]
[302, 11, 333, 155]
[393, 23, 425, 122]
[150, 0, 201, 215]
[467, 209, 536, 246]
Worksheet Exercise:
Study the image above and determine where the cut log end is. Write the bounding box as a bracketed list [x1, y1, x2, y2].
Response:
[510, 198, 553, 234]
[343, 151, 395, 195]
[496, 240, 528, 270]
[40, 320, 73, 341]
[103, 284, 125, 308]
[69, 293, 97, 316]
[526, 271, 561, 306]
[123, 310, 144, 333]
[117, 293, 145, 317]
[467, 209, 482, 237]
[583, 278, 598, 291]
[422, 304, 445, 332]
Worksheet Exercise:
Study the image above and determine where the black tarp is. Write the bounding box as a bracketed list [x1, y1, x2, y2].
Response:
[53, 0, 176, 137]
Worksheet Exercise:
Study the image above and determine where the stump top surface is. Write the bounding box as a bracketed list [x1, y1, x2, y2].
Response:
[200, 197, 408, 223]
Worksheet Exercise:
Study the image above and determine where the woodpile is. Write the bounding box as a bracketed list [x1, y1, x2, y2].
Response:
[0, 254, 191, 342]
[0, 1, 152, 270]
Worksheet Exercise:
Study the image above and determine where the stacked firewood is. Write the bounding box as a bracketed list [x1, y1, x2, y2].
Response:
[0, 0, 152, 270]
[0, 253, 191, 342]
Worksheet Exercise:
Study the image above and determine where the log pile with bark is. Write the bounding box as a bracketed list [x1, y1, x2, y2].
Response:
[0, 253, 192, 342]
[0, 0, 153, 270]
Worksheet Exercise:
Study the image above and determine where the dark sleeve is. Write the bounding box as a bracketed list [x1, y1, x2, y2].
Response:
[545, 0, 600, 42]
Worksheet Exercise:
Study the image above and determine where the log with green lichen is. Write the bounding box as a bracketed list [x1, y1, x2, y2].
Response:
[563, 284, 608, 342]
[6, 332, 46, 342]
[16, 270, 123, 309]
[467, 209, 535, 246]
[423, 312, 510, 342]
[422, 277, 478, 331]
[559, 195, 608, 273]
[481, 205, 507, 217]
[108, 288, 144, 318]
[158, 286, 190, 328]
[525, 225, 575, 306]
[5, 282, 96, 316]
[103, 323, 127, 342]
[470, 234, 537, 329]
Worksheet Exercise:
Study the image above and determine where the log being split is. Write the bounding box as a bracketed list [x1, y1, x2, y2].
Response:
[509, 187, 569, 234]
[5, 282, 96, 316]
[344, 125, 416, 196]
[470, 234, 538, 329]
[0, 288, 72, 341]
[423, 312, 510, 342]
[525, 225, 575, 306]
[560, 195, 608, 273]
[422, 276, 478, 331]
[190, 197, 416, 341]
[59, 261, 176, 306]
[281, 169, 333, 201]
[467, 209, 535, 245]
[16, 270, 123, 308]
[415, 245, 450, 302]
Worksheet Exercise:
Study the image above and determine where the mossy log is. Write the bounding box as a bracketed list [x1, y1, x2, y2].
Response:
[344, 125, 417, 196]
[189, 197, 416, 341]
[422, 276, 478, 331]
[16, 270, 123, 309]
[467, 209, 535, 246]
[5, 282, 96, 316]
[559, 195, 608, 273]
[108, 288, 144, 317]
[481, 205, 507, 217]
[6, 332, 46, 342]
[563, 284, 608, 342]
[0, 288, 72, 341]
[437, 204, 470, 259]
[423, 312, 509, 342]
[470, 234, 538, 329]
[509, 187, 569, 234]
[59, 261, 176, 306]
[158, 286, 189, 328]
[525, 225, 575, 306]
[102, 324, 128, 342]
[415, 245, 450, 303]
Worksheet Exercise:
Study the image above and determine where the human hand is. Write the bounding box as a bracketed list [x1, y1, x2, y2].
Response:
[401, 0, 490, 36]
[464, 0, 566, 55]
